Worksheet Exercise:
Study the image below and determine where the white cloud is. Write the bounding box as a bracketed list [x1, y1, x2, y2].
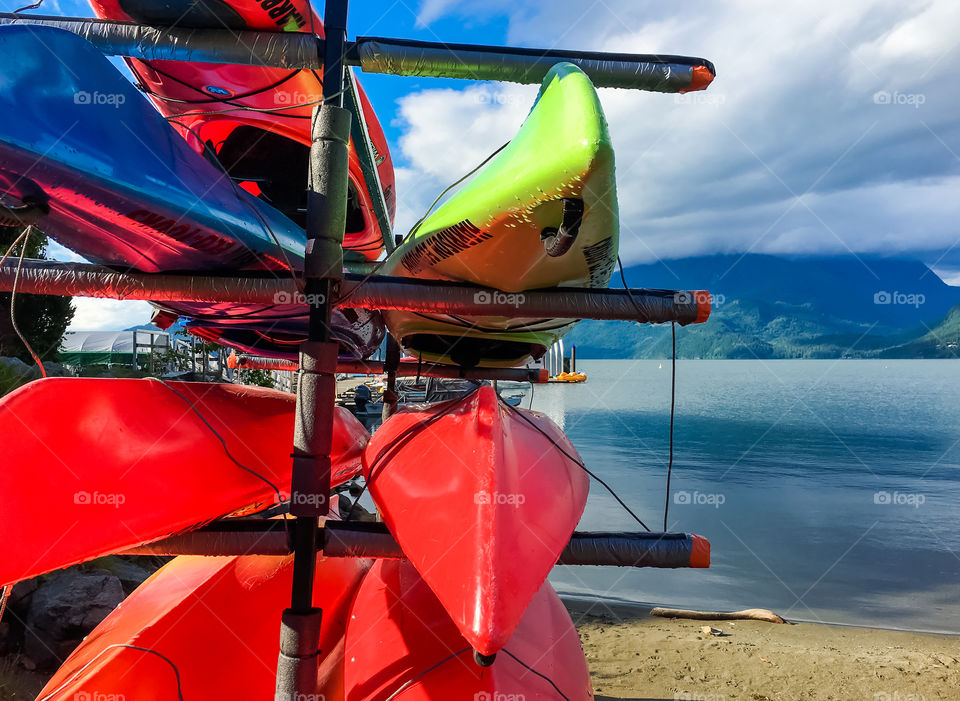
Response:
[68, 298, 154, 332]
[44, 242, 153, 331]
[397, 0, 960, 267]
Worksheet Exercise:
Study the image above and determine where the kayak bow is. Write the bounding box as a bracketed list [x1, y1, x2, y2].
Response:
[362, 385, 589, 655]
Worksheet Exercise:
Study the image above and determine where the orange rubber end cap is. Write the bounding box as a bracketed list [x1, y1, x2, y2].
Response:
[226, 352, 238, 370]
[693, 290, 712, 324]
[689, 534, 711, 568]
[680, 64, 715, 93]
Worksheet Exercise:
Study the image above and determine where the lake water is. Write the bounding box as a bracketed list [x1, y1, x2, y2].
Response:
[535, 360, 960, 634]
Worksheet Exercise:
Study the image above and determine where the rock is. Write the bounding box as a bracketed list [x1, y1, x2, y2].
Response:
[8, 577, 39, 609]
[24, 568, 123, 669]
[93, 556, 154, 595]
[701, 625, 723, 636]
[0, 356, 35, 381]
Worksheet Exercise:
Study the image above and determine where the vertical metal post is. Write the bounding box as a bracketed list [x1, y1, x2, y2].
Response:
[276, 1, 351, 699]
[382, 334, 400, 421]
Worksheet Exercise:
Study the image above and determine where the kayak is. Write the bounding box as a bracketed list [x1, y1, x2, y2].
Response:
[382, 61, 618, 367]
[0, 25, 385, 358]
[0, 378, 367, 587]
[361, 385, 589, 655]
[344, 558, 593, 700]
[37, 537, 369, 699]
[161, 303, 386, 360]
[90, 0, 396, 262]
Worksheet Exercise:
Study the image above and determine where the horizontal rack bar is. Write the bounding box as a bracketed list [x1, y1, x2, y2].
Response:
[231, 355, 547, 382]
[122, 520, 710, 568]
[0, 259, 711, 325]
[0, 14, 714, 92]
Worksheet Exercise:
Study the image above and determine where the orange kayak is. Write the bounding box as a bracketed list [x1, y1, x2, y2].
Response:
[37, 545, 369, 699]
[0, 378, 367, 586]
[344, 558, 593, 700]
[362, 385, 589, 656]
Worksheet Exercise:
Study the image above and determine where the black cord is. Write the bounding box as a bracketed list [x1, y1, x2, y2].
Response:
[36, 644, 184, 701]
[141, 65, 303, 105]
[344, 389, 477, 522]
[500, 396, 651, 531]
[663, 321, 676, 531]
[502, 648, 571, 700]
[382, 647, 471, 701]
[158, 380, 284, 506]
[616, 257, 681, 532]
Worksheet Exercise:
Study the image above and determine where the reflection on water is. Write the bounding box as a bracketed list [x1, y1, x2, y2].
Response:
[541, 360, 960, 634]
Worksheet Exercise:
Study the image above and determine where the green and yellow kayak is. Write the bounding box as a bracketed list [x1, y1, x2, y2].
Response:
[383, 62, 618, 367]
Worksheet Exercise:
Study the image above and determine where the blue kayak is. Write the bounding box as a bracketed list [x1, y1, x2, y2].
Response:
[0, 25, 383, 358]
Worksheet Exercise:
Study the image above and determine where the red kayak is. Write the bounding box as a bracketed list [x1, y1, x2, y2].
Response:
[0, 378, 367, 586]
[90, 0, 396, 261]
[37, 536, 369, 699]
[344, 558, 593, 700]
[362, 385, 589, 656]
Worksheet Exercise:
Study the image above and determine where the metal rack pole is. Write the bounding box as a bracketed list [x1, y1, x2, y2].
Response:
[276, 1, 350, 699]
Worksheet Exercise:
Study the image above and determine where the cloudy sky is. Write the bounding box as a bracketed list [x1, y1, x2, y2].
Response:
[4, 0, 958, 329]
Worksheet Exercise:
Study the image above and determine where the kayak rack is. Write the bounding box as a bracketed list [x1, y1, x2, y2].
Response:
[0, 1, 718, 696]
[230, 354, 549, 383]
[0, 15, 715, 94]
[121, 520, 711, 569]
[0, 258, 711, 325]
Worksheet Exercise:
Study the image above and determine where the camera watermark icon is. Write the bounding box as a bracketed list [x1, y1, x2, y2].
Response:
[872, 90, 925, 109]
[74, 91, 126, 108]
[475, 92, 523, 107]
[291, 492, 328, 508]
[873, 491, 925, 508]
[74, 491, 126, 508]
[474, 693, 525, 701]
[275, 693, 326, 701]
[274, 291, 326, 306]
[873, 291, 925, 308]
[674, 93, 726, 106]
[673, 490, 725, 508]
[274, 90, 322, 106]
[674, 291, 723, 306]
[475, 490, 526, 507]
[73, 692, 126, 701]
[473, 290, 526, 308]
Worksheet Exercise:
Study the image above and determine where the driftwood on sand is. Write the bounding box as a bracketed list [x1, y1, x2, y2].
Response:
[650, 607, 787, 624]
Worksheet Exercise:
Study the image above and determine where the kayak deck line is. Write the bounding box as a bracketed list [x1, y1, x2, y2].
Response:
[121, 519, 710, 569]
[0, 258, 711, 325]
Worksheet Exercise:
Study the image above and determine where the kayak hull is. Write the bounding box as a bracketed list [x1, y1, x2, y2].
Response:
[344, 559, 593, 701]
[91, 0, 396, 261]
[37, 545, 369, 699]
[0, 378, 367, 586]
[362, 385, 589, 655]
[383, 62, 618, 367]
[0, 25, 384, 357]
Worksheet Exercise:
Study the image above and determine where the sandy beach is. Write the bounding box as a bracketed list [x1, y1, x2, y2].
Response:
[568, 601, 959, 701]
[3, 603, 958, 700]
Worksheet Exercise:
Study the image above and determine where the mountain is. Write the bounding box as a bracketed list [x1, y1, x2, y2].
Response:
[565, 254, 960, 359]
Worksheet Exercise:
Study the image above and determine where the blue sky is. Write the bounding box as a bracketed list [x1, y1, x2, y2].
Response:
[3, 0, 958, 329]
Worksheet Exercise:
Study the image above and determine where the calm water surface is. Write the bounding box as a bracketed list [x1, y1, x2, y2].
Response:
[535, 360, 960, 633]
